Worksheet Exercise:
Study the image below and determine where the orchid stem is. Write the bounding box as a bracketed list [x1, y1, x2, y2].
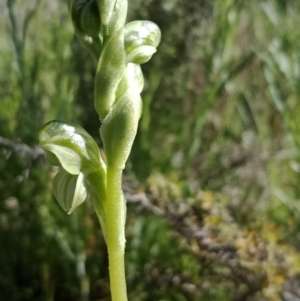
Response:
[105, 166, 127, 301]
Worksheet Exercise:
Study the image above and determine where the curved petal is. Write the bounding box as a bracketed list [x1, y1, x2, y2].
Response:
[124, 20, 161, 64]
[53, 169, 88, 214]
[40, 120, 105, 175]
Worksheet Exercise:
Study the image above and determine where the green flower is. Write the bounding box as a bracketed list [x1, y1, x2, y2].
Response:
[39, 121, 106, 214]
[124, 20, 161, 64]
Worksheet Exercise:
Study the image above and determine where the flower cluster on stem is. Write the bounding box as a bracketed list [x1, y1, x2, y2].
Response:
[39, 1, 161, 300]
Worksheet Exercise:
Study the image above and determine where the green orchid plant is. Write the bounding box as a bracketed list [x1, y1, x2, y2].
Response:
[39, 1, 161, 300]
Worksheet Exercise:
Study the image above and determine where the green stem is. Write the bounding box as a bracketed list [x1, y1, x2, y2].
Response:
[87, 170, 108, 242]
[106, 166, 127, 301]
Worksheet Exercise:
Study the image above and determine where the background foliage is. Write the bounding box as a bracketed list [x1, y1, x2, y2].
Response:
[1, 0, 300, 300]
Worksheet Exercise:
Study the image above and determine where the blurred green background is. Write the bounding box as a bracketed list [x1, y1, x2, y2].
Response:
[1, 0, 300, 300]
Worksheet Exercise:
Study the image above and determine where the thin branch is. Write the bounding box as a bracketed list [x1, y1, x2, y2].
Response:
[6, 0, 24, 77]
[0, 135, 44, 161]
[22, 0, 42, 45]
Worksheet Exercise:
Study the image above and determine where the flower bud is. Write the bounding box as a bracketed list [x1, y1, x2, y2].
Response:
[39, 120, 104, 175]
[124, 21, 161, 64]
[72, 0, 101, 38]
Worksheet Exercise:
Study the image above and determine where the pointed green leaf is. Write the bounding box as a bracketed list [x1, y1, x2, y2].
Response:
[100, 87, 142, 169]
[39, 121, 105, 175]
[94, 29, 126, 120]
[97, 0, 116, 25]
[98, 0, 127, 32]
[105, 0, 127, 35]
[53, 169, 88, 214]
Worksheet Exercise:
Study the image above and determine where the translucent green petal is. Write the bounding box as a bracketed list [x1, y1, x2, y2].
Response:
[44, 149, 61, 167]
[124, 21, 161, 64]
[53, 169, 87, 214]
[39, 120, 105, 175]
[43, 144, 82, 175]
[69, 172, 88, 214]
[126, 45, 157, 65]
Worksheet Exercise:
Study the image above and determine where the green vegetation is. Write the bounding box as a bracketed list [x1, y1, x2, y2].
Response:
[1, 0, 300, 300]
